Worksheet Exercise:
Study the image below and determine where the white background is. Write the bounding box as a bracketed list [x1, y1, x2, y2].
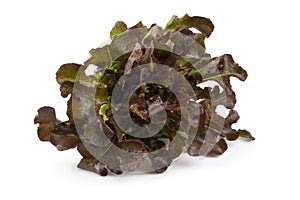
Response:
[1, 0, 299, 199]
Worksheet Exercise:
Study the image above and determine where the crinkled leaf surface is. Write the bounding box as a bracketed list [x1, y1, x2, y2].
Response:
[110, 21, 127, 39]
[34, 107, 58, 141]
[166, 14, 214, 37]
[56, 63, 81, 85]
[34, 14, 253, 176]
